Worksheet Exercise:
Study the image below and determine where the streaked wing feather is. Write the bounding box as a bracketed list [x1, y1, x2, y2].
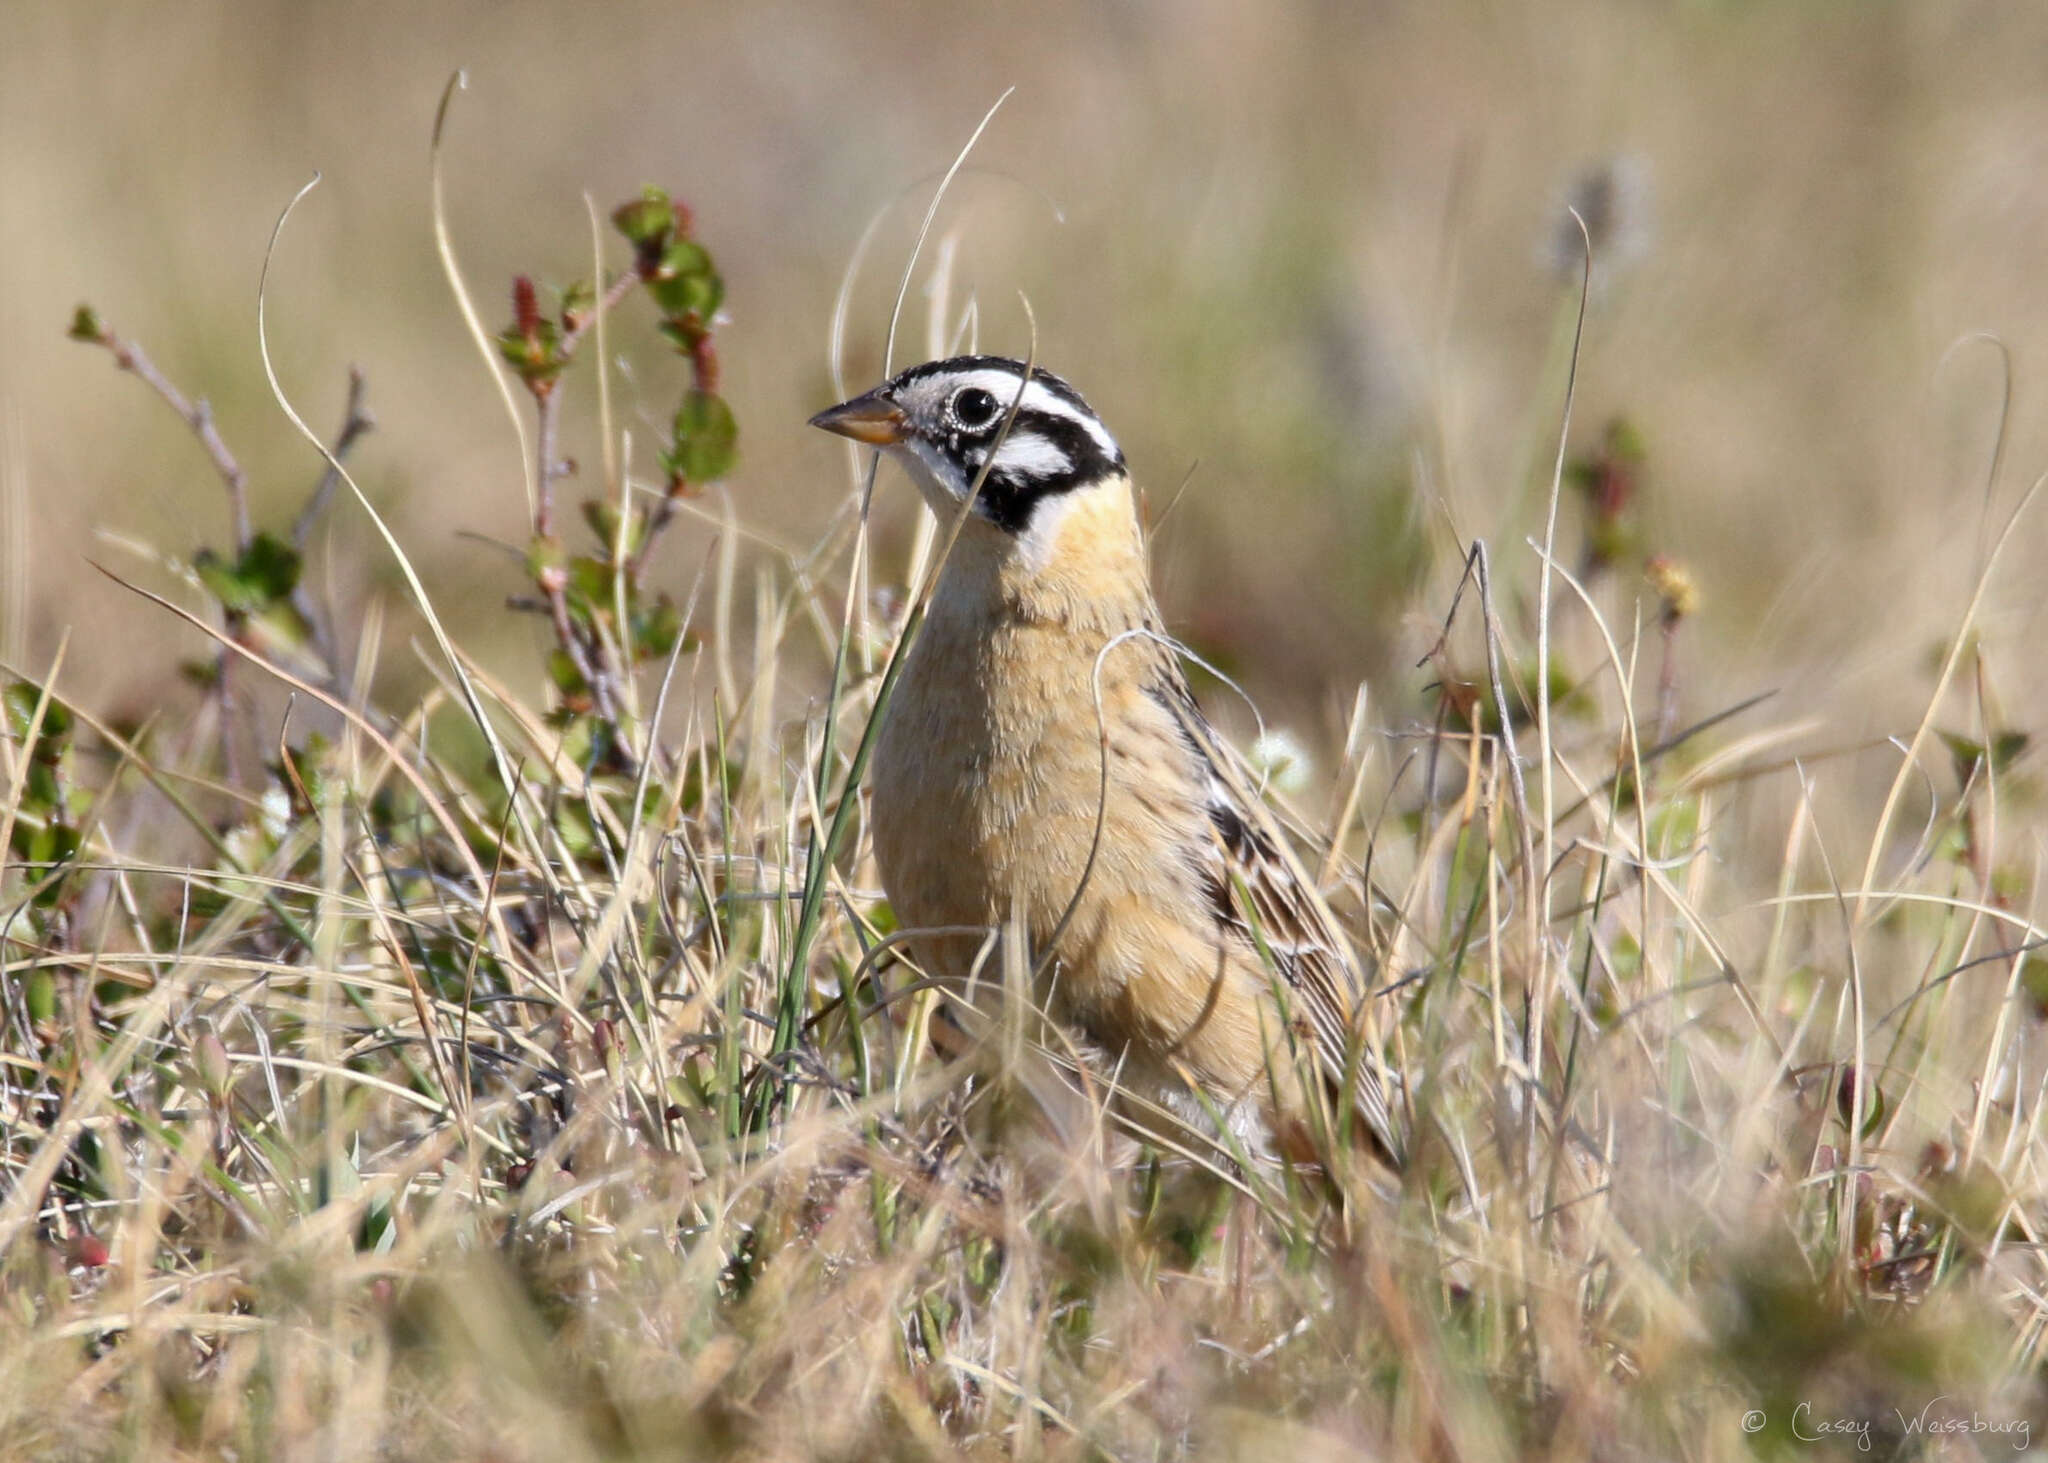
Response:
[1146, 669, 1403, 1163]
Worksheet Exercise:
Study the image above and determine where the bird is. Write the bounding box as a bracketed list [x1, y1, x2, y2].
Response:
[809, 355, 1400, 1167]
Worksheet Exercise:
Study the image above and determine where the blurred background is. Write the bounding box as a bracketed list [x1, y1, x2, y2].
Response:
[4, 1, 2046, 774]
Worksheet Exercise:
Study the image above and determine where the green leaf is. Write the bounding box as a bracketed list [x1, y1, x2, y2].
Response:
[649, 274, 721, 322]
[1835, 1065, 1888, 1138]
[1931, 821, 1970, 868]
[25, 969, 56, 1024]
[495, 318, 565, 389]
[611, 187, 674, 249]
[239, 533, 302, 600]
[1939, 727, 2027, 783]
[1648, 796, 1700, 856]
[558, 278, 594, 324]
[192, 550, 246, 612]
[581, 498, 644, 555]
[1585, 516, 1636, 568]
[248, 600, 317, 655]
[2023, 957, 2048, 1020]
[1604, 416, 1646, 463]
[545, 649, 585, 696]
[195, 535, 301, 613]
[5, 681, 70, 744]
[1939, 730, 1987, 782]
[657, 237, 711, 281]
[2, 681, 34, 736]
[634, 597, 684, 660]
[664, 390, 737, 484]
[526, 535, 567, 580]
[565, 554, 614, 611]
[647, 238, 722, 320]
[67, 304, 104, 342]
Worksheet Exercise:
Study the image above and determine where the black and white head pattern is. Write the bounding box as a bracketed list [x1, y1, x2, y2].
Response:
[876, 356, 1126, 535]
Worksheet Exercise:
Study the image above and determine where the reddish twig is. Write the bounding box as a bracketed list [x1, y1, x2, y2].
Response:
[518, 271, 643, 743]
[562, 269, 642, 359]
[538, 562, 615, 729]
[533, 270, 640, 538]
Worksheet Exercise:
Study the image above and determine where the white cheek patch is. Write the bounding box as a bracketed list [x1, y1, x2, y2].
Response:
[988, 431, 1072, 482]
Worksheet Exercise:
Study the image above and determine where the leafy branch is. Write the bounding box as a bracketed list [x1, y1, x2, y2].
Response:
[67, 308, 371, 780]
[495, 186, 732, 767]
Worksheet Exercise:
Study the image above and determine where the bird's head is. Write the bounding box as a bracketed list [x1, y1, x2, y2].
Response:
[808, 355, 1128, 545]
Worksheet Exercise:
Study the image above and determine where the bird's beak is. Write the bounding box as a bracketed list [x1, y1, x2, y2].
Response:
[808, 387, 907, 446]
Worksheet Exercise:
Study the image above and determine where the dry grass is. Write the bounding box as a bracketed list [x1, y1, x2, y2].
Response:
[7, 261, 2048, 1463]
[8, 9, 2048, 1459]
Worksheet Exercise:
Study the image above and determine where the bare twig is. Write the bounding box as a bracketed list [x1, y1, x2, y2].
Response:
[562, 269, 641, 361]
[73, 317, 251, 552]
[532, 393, 563, 541]
[290, 367, 376, 684]
[1653, 616, 1681, 748]
[292, 366, 375, 552]
[70, 311, 256, 781]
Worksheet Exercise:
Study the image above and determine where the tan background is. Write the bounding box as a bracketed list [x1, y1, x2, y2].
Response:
[4, 2, 2045, 771]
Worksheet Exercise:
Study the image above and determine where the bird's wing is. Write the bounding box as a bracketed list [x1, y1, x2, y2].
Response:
[1147, 669, 1404, 1164]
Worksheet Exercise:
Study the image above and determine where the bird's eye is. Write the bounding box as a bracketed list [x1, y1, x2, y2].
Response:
[949, 386, 1000, 431]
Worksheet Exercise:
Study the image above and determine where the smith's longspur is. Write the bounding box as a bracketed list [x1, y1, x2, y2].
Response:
[811, 355, 1400, 1166]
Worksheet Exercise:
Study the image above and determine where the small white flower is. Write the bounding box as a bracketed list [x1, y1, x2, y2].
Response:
[260, 783, 293, 842]
[1248, 729, 1312, 797]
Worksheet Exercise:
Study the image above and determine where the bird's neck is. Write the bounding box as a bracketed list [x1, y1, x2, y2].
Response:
[930, 472, 1155, 633]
